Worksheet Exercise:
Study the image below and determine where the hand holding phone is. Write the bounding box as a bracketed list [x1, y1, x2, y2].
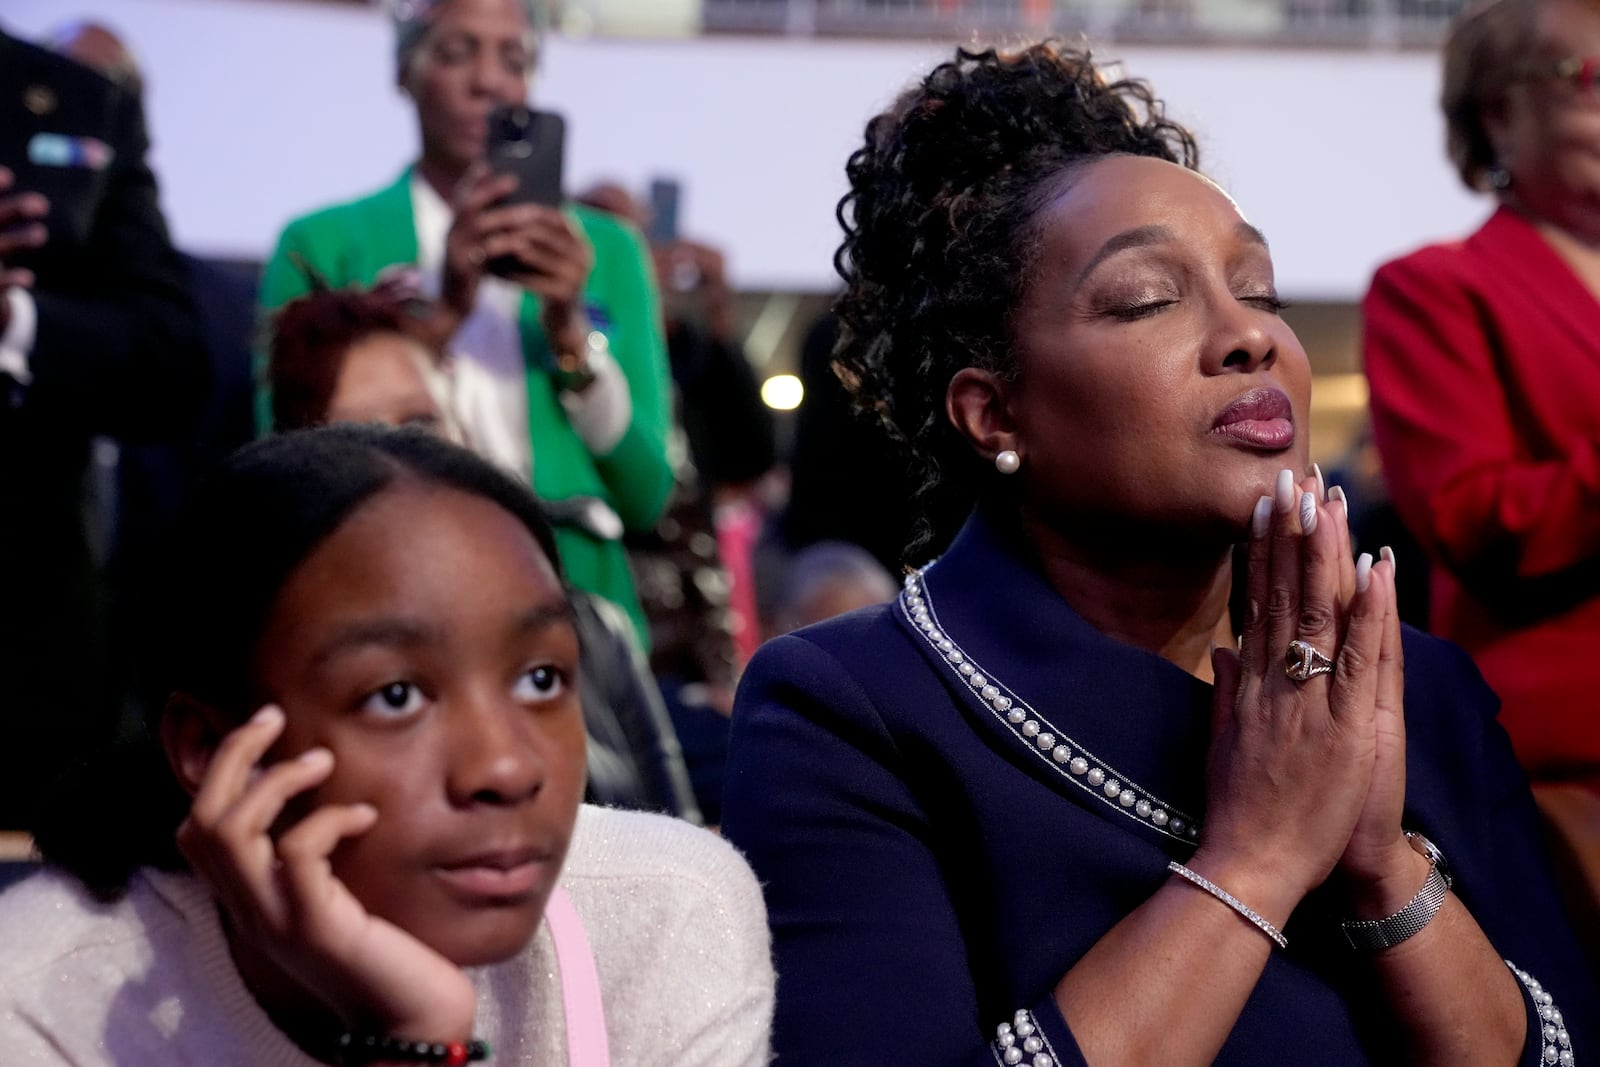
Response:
[434, 109, 589, 350]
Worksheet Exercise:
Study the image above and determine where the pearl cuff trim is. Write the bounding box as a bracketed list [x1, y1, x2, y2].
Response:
[1509, 961, 1575, 1066]
[993, 1009, 1060, 1067]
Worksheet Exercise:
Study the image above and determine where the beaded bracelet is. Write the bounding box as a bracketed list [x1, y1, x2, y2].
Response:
[1167, 860, 1288, 950]
[336, 1033, 491, 1066]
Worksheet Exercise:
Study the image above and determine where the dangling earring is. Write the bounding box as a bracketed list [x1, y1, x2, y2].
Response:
[1488, 162, 1512, 191]
[994, 449, 1021, 475]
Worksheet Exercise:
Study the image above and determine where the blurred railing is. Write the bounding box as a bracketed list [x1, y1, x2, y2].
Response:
[699, 0, 1469, 47]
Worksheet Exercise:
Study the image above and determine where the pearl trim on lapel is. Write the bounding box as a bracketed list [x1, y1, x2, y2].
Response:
[900, 571, 1201, 845]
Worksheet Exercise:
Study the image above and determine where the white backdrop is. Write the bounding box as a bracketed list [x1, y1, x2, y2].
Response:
[5, 0, 1488, 298]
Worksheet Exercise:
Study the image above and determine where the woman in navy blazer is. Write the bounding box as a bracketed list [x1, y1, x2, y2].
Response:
[722, 42, 1597, 1067]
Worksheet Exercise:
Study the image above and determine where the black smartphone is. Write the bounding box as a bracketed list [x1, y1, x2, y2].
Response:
[647, 177, 681, 245]
[486, 105, 565, 208]
[483, 106, 565, 276]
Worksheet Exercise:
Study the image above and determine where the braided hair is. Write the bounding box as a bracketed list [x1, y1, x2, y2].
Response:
[833, 41, 1199, 561]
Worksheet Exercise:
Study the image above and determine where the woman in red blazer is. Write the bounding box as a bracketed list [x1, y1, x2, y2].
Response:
[1365, 0, 1600, 787]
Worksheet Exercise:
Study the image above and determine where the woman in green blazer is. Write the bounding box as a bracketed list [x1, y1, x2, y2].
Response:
[258, 0, 672, 647]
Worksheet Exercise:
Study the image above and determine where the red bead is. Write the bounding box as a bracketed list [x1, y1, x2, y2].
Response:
[445, 1043, 468, 1067]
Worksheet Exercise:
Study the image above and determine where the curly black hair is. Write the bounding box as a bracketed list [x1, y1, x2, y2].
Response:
[833, 41, 1200, 562]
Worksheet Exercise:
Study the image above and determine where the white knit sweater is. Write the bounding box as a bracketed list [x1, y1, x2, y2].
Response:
[0, 806, 773, 1066]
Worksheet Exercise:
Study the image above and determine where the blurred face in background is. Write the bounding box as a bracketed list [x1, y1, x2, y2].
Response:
[325, 331, 454, 438]
[1490, 0, 1600, 239]
[402, 0, 536, 174]
[50, 22, 144, 95]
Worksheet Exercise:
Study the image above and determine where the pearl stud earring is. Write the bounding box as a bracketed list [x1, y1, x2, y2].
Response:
[995, 449, 1020, 475]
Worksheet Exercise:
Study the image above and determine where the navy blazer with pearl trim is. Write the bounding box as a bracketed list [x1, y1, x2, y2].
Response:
[723, 508, 1598, 1066]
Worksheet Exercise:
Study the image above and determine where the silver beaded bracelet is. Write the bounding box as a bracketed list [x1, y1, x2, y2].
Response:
[1167, 860, 1288, 950]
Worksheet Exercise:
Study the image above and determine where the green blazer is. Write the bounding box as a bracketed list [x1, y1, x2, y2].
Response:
[258, 169, 674, 646]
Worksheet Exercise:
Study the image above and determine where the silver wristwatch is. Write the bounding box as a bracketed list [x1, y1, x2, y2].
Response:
[1341, 832, 1453, 952]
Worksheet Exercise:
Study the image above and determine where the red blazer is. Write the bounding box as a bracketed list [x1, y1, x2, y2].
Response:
[1364, 206, 1600, 782]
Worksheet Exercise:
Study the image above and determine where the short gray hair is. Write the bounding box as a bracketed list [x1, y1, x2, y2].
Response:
[388, 0, 548, 76]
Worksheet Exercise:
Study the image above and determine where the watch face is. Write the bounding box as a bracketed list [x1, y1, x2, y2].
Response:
[1406, 831, 1453, 888]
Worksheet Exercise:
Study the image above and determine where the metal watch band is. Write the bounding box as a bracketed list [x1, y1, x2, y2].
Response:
[1341, 832, 1453, 952]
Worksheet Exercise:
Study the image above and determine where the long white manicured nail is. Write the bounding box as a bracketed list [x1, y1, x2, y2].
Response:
[1355, 552, 1373, 592]
[1252, 495, 1272, 537]
[1275, 468, 1295, 512]
[1299, 491, 1318, 534]
[1328, 486, 1350, 540]
[1380, 545, 1396, 574]
[1313, 462, 1326, 501]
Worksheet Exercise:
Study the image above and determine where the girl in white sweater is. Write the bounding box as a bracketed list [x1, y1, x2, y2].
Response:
[0, 425, 773, 1066]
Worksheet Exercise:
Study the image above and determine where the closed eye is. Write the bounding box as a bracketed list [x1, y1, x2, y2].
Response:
[1105, 299, 1177, 322]
[501, 45, 533, 77]
[1240, 293, 1289, 314]
[360, 680, 427, 719]
[432, 37, 473, 65]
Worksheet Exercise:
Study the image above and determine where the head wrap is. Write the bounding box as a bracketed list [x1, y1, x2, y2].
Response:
[388, 0, 548, 72]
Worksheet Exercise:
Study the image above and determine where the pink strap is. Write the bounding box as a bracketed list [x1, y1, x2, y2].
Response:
[545, 885, 610, 1067]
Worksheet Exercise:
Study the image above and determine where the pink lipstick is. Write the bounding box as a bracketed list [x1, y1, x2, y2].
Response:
[1211, 387, 1295, 450]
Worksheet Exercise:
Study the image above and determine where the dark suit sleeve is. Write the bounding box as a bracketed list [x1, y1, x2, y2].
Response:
[1364, 254, 1600, 583]
[22, 84, 206, 439]
[723, 635, 1087, 1067]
